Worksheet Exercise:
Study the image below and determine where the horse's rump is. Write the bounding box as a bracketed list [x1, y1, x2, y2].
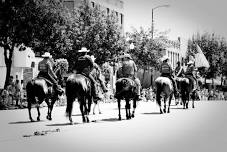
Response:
[115, 78, 136, 99]
[155, 77, 173, 92]
[66, 73, 91, 100]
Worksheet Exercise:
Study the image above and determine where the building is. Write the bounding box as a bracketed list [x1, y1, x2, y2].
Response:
[161, 37, 188, 70]
[0, 47, 41, 89]
[63, 0, 124, 31]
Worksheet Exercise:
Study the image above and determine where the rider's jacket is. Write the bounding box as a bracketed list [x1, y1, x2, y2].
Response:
[175, 66, 184, 77]
[76, 55, 94, 74]
[122, 60, 137, 78]
[38, 58, 57, 81]
[160, 62, 172, 75]
[185, 65, 194, 76]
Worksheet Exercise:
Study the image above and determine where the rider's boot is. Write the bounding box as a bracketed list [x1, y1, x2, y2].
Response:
[54, 84, 64, 94]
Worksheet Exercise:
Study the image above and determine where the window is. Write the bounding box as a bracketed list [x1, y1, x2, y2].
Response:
[91, 1, 95, 8]
[120, 13, 124, 25]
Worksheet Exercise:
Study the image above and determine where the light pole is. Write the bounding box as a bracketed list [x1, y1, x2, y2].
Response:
[151, 4, 170, 39]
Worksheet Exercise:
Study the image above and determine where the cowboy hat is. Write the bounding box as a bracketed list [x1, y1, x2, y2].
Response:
[90, 55, 96, 62]
[161, 55, 169, 61]
[187, 60, 194, 65]
[78, 47, 90, 53]
[122, 53, 132, 60]
[42, 52, 52, 58]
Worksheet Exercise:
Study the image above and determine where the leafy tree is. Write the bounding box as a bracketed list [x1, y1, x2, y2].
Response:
[0, 0, 71, 88]
[187, 32, 227, 80]
[66, 0, 123, 71]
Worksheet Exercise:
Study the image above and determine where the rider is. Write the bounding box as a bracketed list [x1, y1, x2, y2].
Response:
[90, 55, 108, 93]
[74, 47, 101, 100]
[37, 52, 63, 93]
[185, 60, 197, 91]
[121, 53, 142, 100]
[175, 61, 184, 77]
[160, 55, 179, 97]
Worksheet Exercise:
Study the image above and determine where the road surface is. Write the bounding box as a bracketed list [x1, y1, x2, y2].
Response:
[0, 100, 227, 152]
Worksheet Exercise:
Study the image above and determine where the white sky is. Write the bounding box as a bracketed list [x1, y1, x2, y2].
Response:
[123, 0, 227, 40]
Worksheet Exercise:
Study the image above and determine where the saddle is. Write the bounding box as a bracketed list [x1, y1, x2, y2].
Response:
[36, 77, 53, 87]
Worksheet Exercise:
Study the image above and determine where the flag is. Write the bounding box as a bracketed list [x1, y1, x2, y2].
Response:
[195, 44, 210, 68]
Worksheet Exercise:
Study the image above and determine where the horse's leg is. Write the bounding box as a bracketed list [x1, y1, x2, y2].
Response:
[163, 97, 166, 113]
[36, 103, 41, 121]
[79, 99, 86, 123]
[66, 97, 74, 125]
[117, 99, 121, 120]
[93, 103, 96, 115]
[48, 98, 56, 120]
[125, 100, 131, 119]
[131, 98, 137, 118]
[84, 98, 90, 123]
[45, 99, 51, 120]
[167, 95, 172, 113]
[27, 100, 34, 122]
[156, 93, 162, 114]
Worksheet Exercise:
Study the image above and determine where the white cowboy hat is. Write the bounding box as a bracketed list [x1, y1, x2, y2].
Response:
[90, 55, 96, 62]
[42, 52, 52, 58]
[78, 47, 90, 53]
[161, 55, 169, 61]
[187, 60, 194, 65]
[121, 53, 132, 60]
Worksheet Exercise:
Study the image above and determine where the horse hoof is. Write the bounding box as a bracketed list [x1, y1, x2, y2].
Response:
[86, 117, 90, 123]
[37, 117, 40, 121]
[131, 114, 135, 118]
[30, 119, 35, 122]
[118, 117, 121, 121]
[70, 121, 74, 125]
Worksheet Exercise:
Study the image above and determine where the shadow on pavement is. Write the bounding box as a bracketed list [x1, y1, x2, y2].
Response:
[170, 107, 185, 110]
[101, 117, 124, 122]
[142, 112, 161, 115]
[46, 122, 80, 126]
[9, 120, 44, 124]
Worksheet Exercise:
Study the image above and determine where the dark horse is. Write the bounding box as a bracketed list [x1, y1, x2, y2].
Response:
[65, 74, 92, 125]
[155, 77, 174, 114]
[115, 68, 138, 120]
[26, 67, 64, 122]
[179, 77, 197, 109]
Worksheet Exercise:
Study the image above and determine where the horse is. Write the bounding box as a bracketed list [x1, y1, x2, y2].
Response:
[65, 73, 92, 125]
[180, 76, 197, 109]
[90, 64, 106, 115]
[26, 68, 64, 122]
[155, 77, 174, 114]
[115, 67, 138, 120]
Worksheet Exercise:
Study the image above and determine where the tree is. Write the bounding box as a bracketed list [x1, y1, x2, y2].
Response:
[0, 0, 72, 88]
[66, 0, 124, 71]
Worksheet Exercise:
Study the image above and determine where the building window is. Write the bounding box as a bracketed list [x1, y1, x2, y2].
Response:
[91, 1, 95, 8]
[120, 13, 124, 25]
[116, 12, 118, 17]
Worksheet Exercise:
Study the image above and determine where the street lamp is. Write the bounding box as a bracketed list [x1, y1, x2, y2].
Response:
[151, 4, 170, 39]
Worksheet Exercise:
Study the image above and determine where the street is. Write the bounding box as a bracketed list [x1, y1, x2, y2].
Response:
[0, 100, 227, 152]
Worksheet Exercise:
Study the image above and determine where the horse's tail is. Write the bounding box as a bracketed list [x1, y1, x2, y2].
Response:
[65, 79, 75, 117]
[26, 80, 36, 104]
[155, 80, 163, 105]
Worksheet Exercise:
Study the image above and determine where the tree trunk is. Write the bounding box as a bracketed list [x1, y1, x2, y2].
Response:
[3, 46, 13, 89]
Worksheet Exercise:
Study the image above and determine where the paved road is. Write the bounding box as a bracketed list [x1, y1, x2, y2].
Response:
[0, 100, 227, 152]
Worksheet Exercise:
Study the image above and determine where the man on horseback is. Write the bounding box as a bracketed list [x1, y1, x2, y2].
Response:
[37, 52, 63, 93]
[160, 55, 179, 97]
[175, 61, 184, 77]
[120, 53, 142, 100]
[74, 47, 103, 100]
[185, 60, 197, 91]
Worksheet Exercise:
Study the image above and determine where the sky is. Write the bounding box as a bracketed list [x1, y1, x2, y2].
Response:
[123, 0, 227, 40]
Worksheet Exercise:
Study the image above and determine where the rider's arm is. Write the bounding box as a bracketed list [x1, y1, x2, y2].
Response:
[47, 61, 57, 79]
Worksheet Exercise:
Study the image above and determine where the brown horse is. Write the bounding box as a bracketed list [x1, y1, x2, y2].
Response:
[65, 74, 92, 125]
[180, 76, 197, 109]
[26, 69, 64, 122]
[155, 77, 174, 114]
